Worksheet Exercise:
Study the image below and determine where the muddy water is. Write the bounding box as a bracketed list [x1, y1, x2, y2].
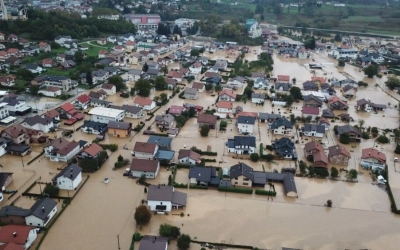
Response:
[4, 43, 400, 250]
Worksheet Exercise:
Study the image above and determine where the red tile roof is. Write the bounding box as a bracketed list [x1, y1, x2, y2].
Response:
[0, 225, 35, 245]
[197, 114, 217, 124]
[311, 76, 326, 84]
[302, 107, 319, 115]
[277, 75, 290, 82]
[0, 242, 25, 250]
[134, 97, 153, 106]
[169, 105, 184, 115]
[81, 143, 103, 157]
[60, 102, 75, 112]
[76, 94, 91, 104]
[217, 101, 233, 109]
[133, 142, 157, 153]
[130, 159, 159, 172]
[362, 148, 386, 163]
[44, 109, 60, 119]
[178, 149, 201, 162]
[218, 89, 236, 99]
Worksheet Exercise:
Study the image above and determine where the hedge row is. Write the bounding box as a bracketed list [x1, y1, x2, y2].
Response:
[149, 133, 168, 137]
[191, 148, 218, 156]
[133, 124, 145, 132]
[255, 189, 277, 196]
[27, 151, 45, 165]
[218, 186, 253, 194]
[99, 144, 118, 152]
[201, 158, 217, 162]
[173, 183, 188, 188]
[176, 164, 191, 169]
[190, 185, 208, 190]
[190, 240, 254, 249]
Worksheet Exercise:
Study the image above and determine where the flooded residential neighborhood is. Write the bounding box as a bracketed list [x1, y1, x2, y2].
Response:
[1, 21, 400, 250]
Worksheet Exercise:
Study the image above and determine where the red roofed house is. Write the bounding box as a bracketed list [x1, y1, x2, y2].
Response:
[130, 159, 160, 178]
[328, 144, 351, 166]
[361, 148, 386, 170]
[0, 51, 9, 61]
[6, 48, 20, 58]
[168, 71, 183, 83]
[302, 107, 320, 120]
[0, 242, 25, 250]
[41, 59, 54, 68]
[38, 86, 62, 97]
[217, 101, 233, 113]
[98, 50, 108, 59]
[7, 34, 18, 43]
[75, 94, 91, 110]
[168, 105, 184, 116]
[44, 138, 80, 162]
[58, 102, 81, 119]
[328, 96, 349, 110]
[39, 42, 51, 52]
[189, 62, 202, 74]
[311, 76, 326, 84]
[78, 143, 104, 159]
[277, 75, 290, 83]
[218, 89, 236, 102]
[0, 225, 37, 249]
[0, 75, 15, 87]
[133, 97, 155, 111]
[192, 82, 205, 92]
[178, 149, 201, 165]
[304, 141, 328, 168]
[205, 72, 218, 78]
[132, 142, 158, 159]
[125, 40, 136, 51]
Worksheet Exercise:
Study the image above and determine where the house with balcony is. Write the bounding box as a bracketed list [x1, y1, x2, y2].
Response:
[272, 137, 297, 160]
[328, 145, 351, 166]
[356, 98, 387, 112]
[237, 115, 256, 135]
[360, 148, 386, 170]
[336, 125, 361, 143]
[328, 96, 349, 110]
[303, 141, 328, 168]
[147, 185, 187, 213]
[2, 95, 31, 116]
[188, 166, 220, 186]
[155, 114, 175, 130]
[226, 136, 256, 155]
[269, 117, 292, 136]
[302, 124, 325, 138]
[21, 115, 54, 133]
[218, 89, 236, 102]
[44, 138, 80, 162]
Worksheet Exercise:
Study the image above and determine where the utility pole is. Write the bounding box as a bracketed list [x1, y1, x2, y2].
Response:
[117, 235, 120, 249]
[20, 156, 24, 168]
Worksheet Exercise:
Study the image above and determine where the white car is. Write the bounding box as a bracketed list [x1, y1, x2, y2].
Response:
[77, 89, 83, 93]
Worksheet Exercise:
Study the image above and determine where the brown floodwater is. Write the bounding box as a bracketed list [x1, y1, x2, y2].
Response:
[2, 44, 400, 250]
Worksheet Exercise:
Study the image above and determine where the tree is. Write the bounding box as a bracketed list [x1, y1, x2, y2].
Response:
[334, 33, 341, 42]
[161, 66, 168, 75]
[395, 144, 400, 154]
[289, 86, 302, 100]
[256, 3, 264, 14]
[277, 26, 284, 34]
[340, 133, 351, 144]
[358, 119, 365, 130]
[215, 85, 223, 92]
[117, 155, 123, 162]
[134, 205, 151, 225]
[86, 70, 93, 86]
[385, 76, 400, 90]
[357, 81, 368, 87]
[160, 92, 168, 102]
[363, 65, 378, 78]
[190, 49, 200, 57]
[326, 199, 333, 207]
[250, 153, 260, 162]
[200, 125, 210, 137]
[348, 169, 358, 179]
[43, 184, 59, 196]
[273, 4, 282, 16]
[108, 75, 126, 92]
[176, 116, 188, 128]
[30, 85, 39, 95]
[173, 25, 182, 36]
[142, 62, 149, 72]
[264, 154, 275, 162]
[308, 166, 315, 176]
[159, 224, 181, 238]
[154, 76, 167, 91]
[188, 107, 196, 117]
[16, 68, 35, 80]
[177, 234, 191, 250]
[377, 135, 389, 144]
[135, 78, 152, 97]
[338, 60, 345, 67]
[330, 167, 339, 178]
[74, 50, 84, 64]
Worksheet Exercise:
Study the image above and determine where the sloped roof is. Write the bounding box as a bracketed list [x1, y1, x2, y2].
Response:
[130, 159, 159, 172]
[29, 197, 57, 220]
[0, 225, 35, 245]
[81, 143, 103, 157]
[178, 149, 200, 161]
[270, 117, 292, 129]
[328, 145, 351, 158]
[52, 163, 82, 181]
[133, 142, 157, 153]
[76, 94, 91, 104]
[362, 148, 386, 163]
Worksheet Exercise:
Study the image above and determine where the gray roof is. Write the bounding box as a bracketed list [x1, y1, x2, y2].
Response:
[29, 197, 57, 220]
[139, 236, 168, 250]
[188, 166, 219, 183]
[303, 124, 325, 134]
[107, 120, 131, 130]
[23, 115, 53, 126]
[253, 171, 267, 185]
[147, 185, 187, 206]
[155, 114, 175, 124]
[128, 69, 142, 76]
[0, 173, 12, 189]
[265, 172, 297, 194]
[322, 109, 335, 118]
[184, 87, 198, 95]
[25, 64, 39, 70]
[237, 115, 256, 125]
[227, 136, 256, 148]
[337, 125, 361, 136]
[303, 81, 318, 90]
[229, 162, 253, 180]
[303, 95, 323, 104]
[90, 98, 111, 106]
[0, 206, 30, 217]
[273, 137, 296, 157]
[270, 117, 292, 129]
[82, 120, 108, 134]
[110, 104, 142, 114]
[5, 143, 30, 153]
[147, 136, 172, 147]
[251, 93, 265, 99]
[275, 82, 291, 91]
[53, 163, 82, 181]
[147, 68, 160, 75]
[259, 113, 281, 121]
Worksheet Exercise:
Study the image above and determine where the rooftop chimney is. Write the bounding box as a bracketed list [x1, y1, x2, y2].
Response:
[42, 207, 45, 213]
[13, 232, 16, 238]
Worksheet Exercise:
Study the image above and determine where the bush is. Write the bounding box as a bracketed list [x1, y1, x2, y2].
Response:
[200, 125, 210, 137]
[371, 127, 378, 137]
[260, 154, 275, 162]
[314, 167, 329, 177]
[266, 145, 274, 151]
[114, 159, 130, 169]
[330, 167, 339, 178]
[255, 189, 277, 196]
[339, 133, 351, 144]
[395, 144, 400, 154]
[134, 232, 141, 241]
[191, 147, 217, 156]
[134, 205, 152, 225]
[159, 223, 181, 238]
[348, 169, 358, 179]
[250, 153, 260, 162]
[377, 135, 389, 144]
[173, 183, 188, 188]
[361, 132, 370, 139]
[177, 234, 191, 250]
[100, 143, 118, 152]
[218, 186, 253, 194]
[133, 124, 145, 132]
[43, 184, 60, 197]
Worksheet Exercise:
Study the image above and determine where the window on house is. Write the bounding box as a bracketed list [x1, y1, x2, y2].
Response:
[244, 178, 249, 181]
[243, 182, 248, 185]
[235, 178, 238, 180]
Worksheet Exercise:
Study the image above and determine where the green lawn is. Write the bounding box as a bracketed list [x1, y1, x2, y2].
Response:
[44, 68, 71, 77]
[345, 16, 383, 22]
[79, 41, 115, 57]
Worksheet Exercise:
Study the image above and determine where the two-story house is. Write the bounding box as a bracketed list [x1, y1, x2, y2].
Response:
[302, 124, 325, 138]
[21, 115, 54, 133]
[133, 97, 155, 111]
[272, 137, 297, 160]
[155, 114, 175, 130]
[218, 89, 236, 102]
[336, 125, 361, 143]
[226, 136, 256, 155]
[328, 145, 351, 166]
[131, 142, 158, 159]
[52, 163, 82, 190]
[360, 148, 386, 170]
[328, 96, 349, 110]
[303, 95, 323, 108]
[216, 101, 233, 113]
[44, 138, 80, 162]
[237, 116, 256, 135]
[303, 141, 328, 168]
[178, 149, 201, 165]
[270, 117, 293, 136]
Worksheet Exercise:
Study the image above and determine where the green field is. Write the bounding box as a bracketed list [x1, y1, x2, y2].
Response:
[345, 16, 383, 22]
[44, 68, 71, 77]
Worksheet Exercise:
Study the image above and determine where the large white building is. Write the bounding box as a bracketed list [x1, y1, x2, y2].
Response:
[21, 115, 54, 133]
[125, 14, 161, 30]
[147, 185, 187, 213]
[329, 48, 358, 59]
[52, 164, 82, 190]
[88, 107, 125, 124]
[226, 136, 256, 155]
[245, 19, 262, 38]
